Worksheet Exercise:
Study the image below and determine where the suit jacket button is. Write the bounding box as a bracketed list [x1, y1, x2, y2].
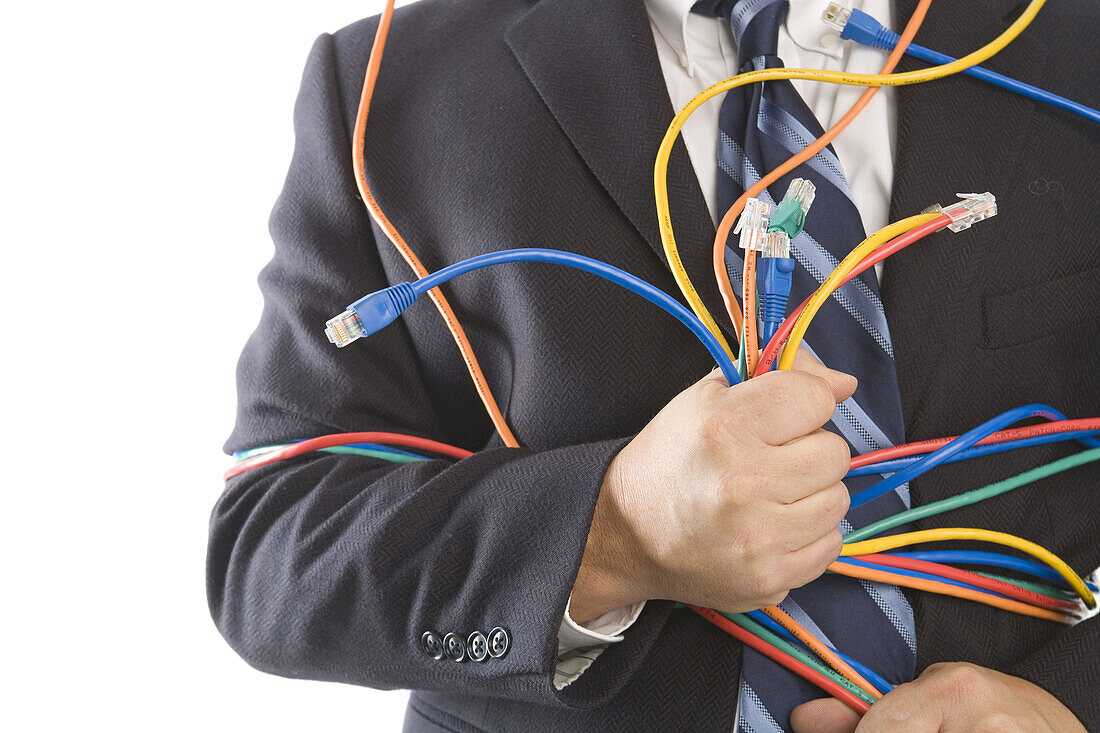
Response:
[421, 631, 444, 660]
[467, 631, 489, 662]
[443, 632, 467, 662]
[487, 626, 510, 658]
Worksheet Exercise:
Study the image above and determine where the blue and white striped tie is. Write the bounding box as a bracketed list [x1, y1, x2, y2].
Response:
[690, 1, 917, 729]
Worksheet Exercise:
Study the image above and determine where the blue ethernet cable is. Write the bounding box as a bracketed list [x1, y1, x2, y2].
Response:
[744, 180, 813, 364]
[886, 551, 1100, 592]
[325, 248, 741, 385]
[233, 441, 426, 460]
[317, 446, 427, 463]
[824, 5, 1100, 125]
[849, 404, 1100, 509]
[332, 442, 427, 458]
[834, 557, 1017, 601]
[235, 444, 428, 466]
[845, 429, 1100, 477]
[759, 244, 796, 350]
[746, 609, 895, 694]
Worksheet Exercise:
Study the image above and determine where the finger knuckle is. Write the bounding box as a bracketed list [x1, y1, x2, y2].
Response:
[787, 538, 839, 589]
[865, 699, 920, 727]
[942, 663, 989, 698]
[748, 566, 784, 601]
[718, 465, 759, 510]
[751, 373, 790, 403]
[805, 375, 836, 421]
[698, 407, 736, 447]
[817, 531, 844, 568]
[786, 444, 820, 481]
[753, 524, 777, 554]
[751, 372, 801, 412]
[825, 433, 852, 477]
[824, 483, 850, 523]
[976, 713, 1023, 733]
[731, 518, 773, 561]
[736, 398, 778, 440]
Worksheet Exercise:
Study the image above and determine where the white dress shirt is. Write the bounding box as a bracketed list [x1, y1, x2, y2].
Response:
[554, 0, 897, 691]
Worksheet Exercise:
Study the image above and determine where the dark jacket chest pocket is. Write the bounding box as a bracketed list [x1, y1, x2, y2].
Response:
[982, 265, 1100, 349]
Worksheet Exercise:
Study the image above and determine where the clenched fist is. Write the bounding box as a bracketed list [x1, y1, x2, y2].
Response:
[570, 351, 856, 623]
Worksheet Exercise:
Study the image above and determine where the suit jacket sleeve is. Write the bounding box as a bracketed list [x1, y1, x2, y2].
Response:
[205, 32, 657, 707]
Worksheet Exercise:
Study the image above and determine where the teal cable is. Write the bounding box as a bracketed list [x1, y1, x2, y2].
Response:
[844, 446, 1100, 543]
[234, 444, 427, 465]
[319, 446, 427, 463]
[732, 291, 754, 380]
[234, 445, 278, 462]
[971, 571, 1081, 602]
[737, 330, 748, 381]
[724, 612, 877, 706]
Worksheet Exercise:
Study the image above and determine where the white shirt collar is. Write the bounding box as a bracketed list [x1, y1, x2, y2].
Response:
[645, 0, 849, 74]
[646, 0, 706, 74]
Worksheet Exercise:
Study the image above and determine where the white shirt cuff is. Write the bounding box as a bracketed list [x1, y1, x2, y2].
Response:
[553, 596, 645, 690]
[557, 596, 646, 653]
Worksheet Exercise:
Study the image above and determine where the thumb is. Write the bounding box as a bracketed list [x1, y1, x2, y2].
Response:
[790, 347, 857, 403]
[790, 697, 862, 733]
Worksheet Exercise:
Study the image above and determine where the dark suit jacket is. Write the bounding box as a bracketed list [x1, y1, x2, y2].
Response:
[207, 0, 1100, 729]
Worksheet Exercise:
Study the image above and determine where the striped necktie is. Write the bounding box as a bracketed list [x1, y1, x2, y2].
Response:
[689, 1, 917, 729]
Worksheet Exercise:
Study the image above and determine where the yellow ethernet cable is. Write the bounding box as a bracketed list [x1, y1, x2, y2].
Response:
[653, 0, 1046, 348]
[775, 213, 939, 370]
[841, 527, 1097, 610]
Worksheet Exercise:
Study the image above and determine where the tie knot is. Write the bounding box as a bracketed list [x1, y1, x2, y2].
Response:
[691, 0, 789, 65]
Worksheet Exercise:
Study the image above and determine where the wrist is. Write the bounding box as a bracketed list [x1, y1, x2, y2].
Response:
[569, 451, 656, 625]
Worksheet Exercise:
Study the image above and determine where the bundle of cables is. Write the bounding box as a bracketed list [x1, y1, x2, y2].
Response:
[227, 402, 1100, 713]
[227, 0, 1100, 717]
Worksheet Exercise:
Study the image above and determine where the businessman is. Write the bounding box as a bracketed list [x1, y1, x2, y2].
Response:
[208, 0, 1100, 730]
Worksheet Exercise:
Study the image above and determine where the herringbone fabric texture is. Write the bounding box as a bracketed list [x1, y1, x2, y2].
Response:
[207, 0, 1100, 730]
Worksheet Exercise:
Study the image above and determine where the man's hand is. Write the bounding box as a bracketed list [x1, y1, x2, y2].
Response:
[569, 351, 856, 623]
[790, 662, 1087, 733]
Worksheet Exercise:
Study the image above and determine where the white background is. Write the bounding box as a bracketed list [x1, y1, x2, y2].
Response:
[4, 1, 412, 729]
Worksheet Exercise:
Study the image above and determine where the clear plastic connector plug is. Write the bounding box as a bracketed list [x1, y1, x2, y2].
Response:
[783, 178, 816, 217]
[762, 231, 790, 259]
[325, 309, 367, 348]
[767, 178, 816, 238]
[938, 192, 998, 232]
[734, 198, 771, 252]
[821, 2, 852, 32]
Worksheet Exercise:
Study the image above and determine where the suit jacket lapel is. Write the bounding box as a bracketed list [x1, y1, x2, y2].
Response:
[505, 0, 736, 342]
[884, 0, 1047, 432]
[505, 0, 1051, 383]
